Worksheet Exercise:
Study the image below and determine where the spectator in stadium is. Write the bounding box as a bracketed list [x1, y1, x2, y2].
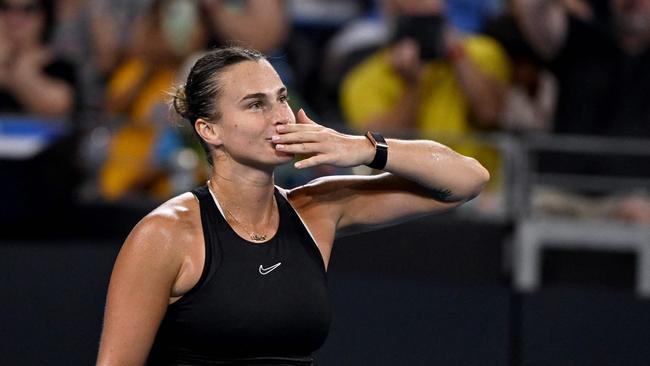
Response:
[341, 0, 510, 136]
[512, 0, 650, 137]
[513, 0, 650, 224]
[98, 0, 209, 202]
[0, 0, 76, 118]
[484, 13, 557, 133]
[339, 0, 511, 211]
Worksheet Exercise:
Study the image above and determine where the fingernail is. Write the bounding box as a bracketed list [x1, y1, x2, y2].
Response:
[294, 161, 302, 168]
[276, 125, 285, 132]
[271, 135, 280, 141]
[276, 144, 285, 150]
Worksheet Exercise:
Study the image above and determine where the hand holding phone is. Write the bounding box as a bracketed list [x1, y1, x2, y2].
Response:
[391, 15, 446, 61]
[389, 38, 426, 84]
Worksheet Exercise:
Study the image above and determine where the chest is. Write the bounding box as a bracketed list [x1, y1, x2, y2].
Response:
[165, 230, 330, 356]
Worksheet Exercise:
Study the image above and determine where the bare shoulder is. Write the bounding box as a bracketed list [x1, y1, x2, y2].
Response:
[119, 192, 201, 270]
[98, 194, 202, 365]
[143, 192, 201, 234]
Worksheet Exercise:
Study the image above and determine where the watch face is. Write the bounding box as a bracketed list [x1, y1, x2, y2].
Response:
[367, 131, 388, 149]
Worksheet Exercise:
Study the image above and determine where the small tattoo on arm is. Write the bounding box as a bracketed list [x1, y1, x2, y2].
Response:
[431, 188, 454, 202]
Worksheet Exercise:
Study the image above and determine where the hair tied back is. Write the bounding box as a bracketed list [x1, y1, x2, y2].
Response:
[172, 84, 190, 120]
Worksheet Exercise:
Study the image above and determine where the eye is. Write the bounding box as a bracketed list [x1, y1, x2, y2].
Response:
[279, 94, 290, 103]
[248, 101, 264, 110]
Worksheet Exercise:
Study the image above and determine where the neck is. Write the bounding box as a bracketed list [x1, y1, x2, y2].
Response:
[208, 161, 277, 223]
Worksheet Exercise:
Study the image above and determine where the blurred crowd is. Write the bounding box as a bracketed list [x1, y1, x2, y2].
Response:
[1, 0, 649, 225]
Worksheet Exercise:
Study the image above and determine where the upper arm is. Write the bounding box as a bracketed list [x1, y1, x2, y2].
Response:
[512, 0, 568, 60]
[289, 174, 461, 237]
[97, 215, 185, 366]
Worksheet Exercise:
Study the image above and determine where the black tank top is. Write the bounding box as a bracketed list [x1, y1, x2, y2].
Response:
[147, 185, 330, 365]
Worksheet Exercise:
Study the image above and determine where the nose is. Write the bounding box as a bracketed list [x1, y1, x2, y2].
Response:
[270, 103, 294, 126]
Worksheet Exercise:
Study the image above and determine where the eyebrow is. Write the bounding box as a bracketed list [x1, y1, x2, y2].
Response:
[239, 87, 287, 102]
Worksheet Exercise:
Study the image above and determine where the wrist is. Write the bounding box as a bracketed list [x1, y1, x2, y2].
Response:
[360, 135, 375, 165]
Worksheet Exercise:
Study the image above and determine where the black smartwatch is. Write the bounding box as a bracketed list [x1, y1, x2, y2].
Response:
[365, 131, 389, 170]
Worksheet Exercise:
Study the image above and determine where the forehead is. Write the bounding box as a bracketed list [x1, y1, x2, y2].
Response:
[218, 60, 284, 100]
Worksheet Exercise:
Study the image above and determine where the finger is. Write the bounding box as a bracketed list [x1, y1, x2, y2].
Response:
[272, 131, 322, 143]
[276, 123, 321, 133]
[275, 142, 322, 154]
[297, 108, 317, 125]
[295, 155, 326, 169]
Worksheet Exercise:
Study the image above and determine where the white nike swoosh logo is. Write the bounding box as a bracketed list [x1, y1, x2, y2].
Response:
[259, 262, 282, 275]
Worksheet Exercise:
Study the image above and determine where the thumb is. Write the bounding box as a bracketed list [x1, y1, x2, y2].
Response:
[297, 108, 316, 125]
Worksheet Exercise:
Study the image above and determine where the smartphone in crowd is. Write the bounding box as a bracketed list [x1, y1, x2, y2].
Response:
[391, 15, 446, 61]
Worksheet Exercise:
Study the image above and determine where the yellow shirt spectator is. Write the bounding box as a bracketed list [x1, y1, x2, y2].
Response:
[100, 58, 177, 200]
[341, 35, 511, 188]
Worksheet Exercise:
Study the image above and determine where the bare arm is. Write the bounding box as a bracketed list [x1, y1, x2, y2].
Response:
[293, 140, 488, 229]
[9, 75, 73, 117]
[96, 203, 193, 365]
[282, 110, 489, 233]
[5, 49, 74, 118]
[512, 0, 568, 60]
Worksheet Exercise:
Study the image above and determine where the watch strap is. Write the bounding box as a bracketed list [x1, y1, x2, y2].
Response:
[365, 131, 388, 170]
